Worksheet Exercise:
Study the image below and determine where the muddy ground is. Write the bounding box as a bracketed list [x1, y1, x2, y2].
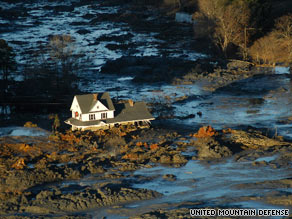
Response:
[1, 0, 292, 218]
[0, 124, 291, 218]
[0, 125, 183, 217]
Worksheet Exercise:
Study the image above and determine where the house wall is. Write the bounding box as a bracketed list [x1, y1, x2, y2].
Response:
[70, 96, 82, 120]
[72, 111, 82, 120]
[89, 101, 109, 112]
[70, 96, 115, 121]
[81, 110, 114, 121]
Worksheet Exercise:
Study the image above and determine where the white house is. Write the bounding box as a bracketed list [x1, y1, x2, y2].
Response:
[70, 93, 115, 122]
[65, 92, 155, 131]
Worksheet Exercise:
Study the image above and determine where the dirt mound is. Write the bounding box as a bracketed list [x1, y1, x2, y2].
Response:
[224, 129, 291, 150]
[193, 138, 232, 160]
[190, 127, 292, 160]
[22, 183, 161, 214]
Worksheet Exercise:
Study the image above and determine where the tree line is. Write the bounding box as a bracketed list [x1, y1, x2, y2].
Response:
[193, 0, 292, 65]
[0, 34, 86, 100]
[0, 34, 85, 82]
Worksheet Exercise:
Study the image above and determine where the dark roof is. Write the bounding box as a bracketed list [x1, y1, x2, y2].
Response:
[65, 101, 154, 127]
[106, 102, 154, 123]
[75, 92, 115, 114]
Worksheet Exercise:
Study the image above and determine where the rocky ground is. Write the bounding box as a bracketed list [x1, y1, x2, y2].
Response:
[0, 123, 291, 218]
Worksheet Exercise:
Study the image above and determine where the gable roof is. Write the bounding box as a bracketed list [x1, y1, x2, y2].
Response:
[75, 92, 115, 114]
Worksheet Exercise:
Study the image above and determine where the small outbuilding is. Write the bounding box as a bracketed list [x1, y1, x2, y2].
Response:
[65, 92, 155, 131]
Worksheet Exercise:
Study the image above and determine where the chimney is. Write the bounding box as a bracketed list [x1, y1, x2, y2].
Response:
[128, 99, 134, 107]
[93, 94, 98, 101]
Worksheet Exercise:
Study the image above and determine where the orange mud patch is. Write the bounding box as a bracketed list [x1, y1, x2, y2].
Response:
[122, 152, 140, 160]
[136, 141, 143, 147]
[135, 141, 148, 148]
[150, 143, 159, 150]
[0, 143, 42, 157]
[11, 158, 26, 170]
[191, 126, 218, 138]
[222, 128, 234, 134]
[23, 121, 38, 127]
[59, 132, 81, 144]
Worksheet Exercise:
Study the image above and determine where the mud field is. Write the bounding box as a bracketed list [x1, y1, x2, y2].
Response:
[1, 0, 292, 218]
[0, 125, 292, 218]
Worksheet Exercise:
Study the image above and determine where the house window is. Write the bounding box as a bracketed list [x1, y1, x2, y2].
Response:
[75, 112, 78, 118]
[89, 114, 96, 120]
[101, 112, 107, 119]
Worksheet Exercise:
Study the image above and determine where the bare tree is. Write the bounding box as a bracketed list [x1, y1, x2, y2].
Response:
[274, 14, 292, 63]
[250, 14, 292, 65]
[196, 0, 250, 57]
[213, 1, 250, 57]
[48, 34, 81, 76]
[197, 0, 220, 19]
[250, 33, 283, 65]
[0, 39, 16, 81]
[250, 35, 273, 64]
